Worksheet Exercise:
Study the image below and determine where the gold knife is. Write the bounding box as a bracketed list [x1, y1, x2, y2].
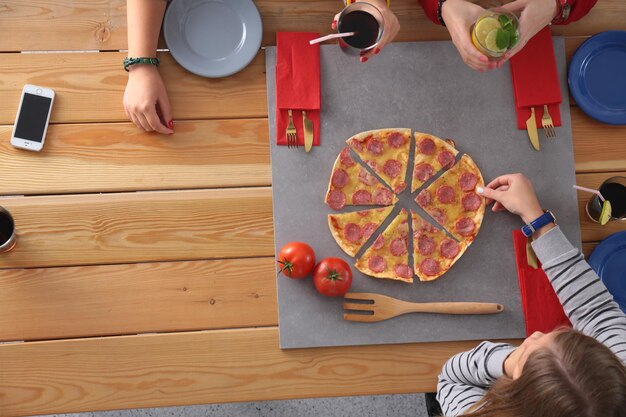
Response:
[303, 111, 314, 153]
[526, 107, 540, 151]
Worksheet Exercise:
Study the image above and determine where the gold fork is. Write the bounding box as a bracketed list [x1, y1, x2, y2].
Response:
[541, 105, 556, 138]
[286, 109, 298, 148]
[343, 293, 504, 323]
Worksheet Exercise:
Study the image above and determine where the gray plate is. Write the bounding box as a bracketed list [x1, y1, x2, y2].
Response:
[164, 0, 263, 78]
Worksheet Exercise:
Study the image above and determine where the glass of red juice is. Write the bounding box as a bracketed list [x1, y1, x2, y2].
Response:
[586, 176, 626, 223]
[337, 2, 385, 56]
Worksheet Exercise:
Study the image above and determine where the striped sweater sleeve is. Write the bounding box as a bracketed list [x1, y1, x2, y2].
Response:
[531, 226, 626, 364]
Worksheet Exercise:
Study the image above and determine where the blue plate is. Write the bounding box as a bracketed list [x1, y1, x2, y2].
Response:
[568, 31, 626, 125]
[164, 0, 263, 78]
[588, 231, 626, 313]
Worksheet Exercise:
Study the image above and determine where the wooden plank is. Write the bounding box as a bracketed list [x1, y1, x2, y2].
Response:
[572, 108, 626, 173]
[0, 188, 274, 269]
[576, 172, 626, 243]
[0, 258, 277, 342]
[0, 52, 267, 125]
[582, 242, 598, 259]
[0, 328, 507, 416]
[2, 0, 625, 52]
[0, 119, 271, 195]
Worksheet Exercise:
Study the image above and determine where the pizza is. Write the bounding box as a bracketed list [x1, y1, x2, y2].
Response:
[355, 209, 413, 283]
[411, 211, 467, 281]
[347, 128, 411, 194]
[411, 132, 459, 192]
[328, 207, 394, 257]
[325, 147, 398, 210]
[415, 154, 486, 243]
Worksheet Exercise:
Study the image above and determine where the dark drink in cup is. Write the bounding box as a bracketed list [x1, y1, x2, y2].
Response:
[0, 207, 16, 253]
[337, 3, 384, 55]
[586, 177, 626, 223]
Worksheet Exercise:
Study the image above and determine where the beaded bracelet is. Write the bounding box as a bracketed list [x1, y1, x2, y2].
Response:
[123, 57, 160, 72]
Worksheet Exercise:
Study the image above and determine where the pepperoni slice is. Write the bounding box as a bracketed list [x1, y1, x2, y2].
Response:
[455, 217, 476, 237]
[366, 160, 379, 172]
[440, 238, 461, 259]
[344, 223, 362, 243]
[419, 138, 436, 155]
[393, 182, 407, 194]
[436, 185, 456, 204]
[417, 234, 436, 255]
[430, 208, 447, 225]
[368, 255, 387, 273]
[372, 234, 385, 250]
[362, 222, 379, 240]
[416, 189, 432, 207]
[352, 189, 372, 205]
[388, 132, 407, 148]
[373, 188, 393, 205]
[413, 221, 437, 236]
[358, 167, 377, 186]
[414, 163, 435, 182]
[459, 171, 478, 191]
[366, 138, 384, 155]
[327, 189, 346, 210]
[389, 238, 407, 256]
[331, 169, 349, 188]
[383, 159, 402, 179]
[462, 192, 482, 212]
[394, 264, 413, 279]
[357, 210, 369, 216]
[347, 137, 364, 152]
[419, 258, 441, 277]
[438, 151, 455, 168]
[339, 148, 355, 167]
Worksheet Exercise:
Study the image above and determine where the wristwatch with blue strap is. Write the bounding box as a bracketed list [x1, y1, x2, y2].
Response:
[521, 210, 557, 237]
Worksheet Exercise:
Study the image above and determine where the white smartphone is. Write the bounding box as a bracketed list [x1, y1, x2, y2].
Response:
[11, 84, 55, 152]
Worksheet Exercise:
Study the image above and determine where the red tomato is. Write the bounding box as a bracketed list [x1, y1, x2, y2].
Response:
[312, 257, 353, 297]
[277, 242, 316, 279]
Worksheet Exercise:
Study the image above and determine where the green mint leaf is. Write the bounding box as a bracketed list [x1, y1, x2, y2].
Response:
[496, 28, 510, 50]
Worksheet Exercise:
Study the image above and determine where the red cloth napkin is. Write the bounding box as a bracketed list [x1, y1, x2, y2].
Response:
[510, 27, 562, 130]
[276, 32, 321, 146]
[513, 230, 571, 336]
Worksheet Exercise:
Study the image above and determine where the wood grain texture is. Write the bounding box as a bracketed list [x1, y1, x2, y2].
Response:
[1, 0, 624, 51]
[0, 258, 277, 342]
[582, 242, 598, 259]
[0, 119, 271, 195]
[0, 52, 267, 125]
[0, 327, 502, 416]
[0, 188, 274, 269]
[571, 108, 626, 173]
[576, 172, 626, 242]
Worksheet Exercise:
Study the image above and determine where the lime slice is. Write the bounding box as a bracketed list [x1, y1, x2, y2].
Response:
[474, 17, 501, 44]
[485, 30, 506, 53]
[599, 200, 612, 225]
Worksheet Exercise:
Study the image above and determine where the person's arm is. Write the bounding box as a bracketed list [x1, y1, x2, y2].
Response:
[123, 0, 174, 134]
[437, 341, 516, 416]
[531, 227, 626, 364]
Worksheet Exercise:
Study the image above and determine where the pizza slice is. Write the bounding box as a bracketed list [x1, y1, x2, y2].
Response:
[411, 132, 459, 192]
[328, 207, 394, 257]
[411, 211, 468, 281]
[325, 147, 398, 211]
[355, 208, 413, 283]
[346, 128, 411, 194]
[414, 154, 486, 243]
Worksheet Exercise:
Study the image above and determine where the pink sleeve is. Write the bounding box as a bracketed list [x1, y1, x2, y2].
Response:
[418, 0, 442, 26]
[556, 0, 598, 25]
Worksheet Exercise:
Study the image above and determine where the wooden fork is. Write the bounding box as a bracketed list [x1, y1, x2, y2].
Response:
[541, 105, 556, 138]
[343, 293, 504, 323]
[286, 109, 298, 148]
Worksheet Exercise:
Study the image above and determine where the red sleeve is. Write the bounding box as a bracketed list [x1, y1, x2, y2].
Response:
[418, 0, 442, 26]
[557, 0, 598, 25]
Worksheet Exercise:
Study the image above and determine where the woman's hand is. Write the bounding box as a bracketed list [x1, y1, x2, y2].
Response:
[500, 0, 559, 63]
[441, 0, 493, 72]
[477, 173, 544, 224]
[123, 65, 174, 135]
[332, 0, 400, 63]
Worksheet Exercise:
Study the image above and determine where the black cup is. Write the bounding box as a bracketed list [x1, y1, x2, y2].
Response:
[0, 207, 16, 253]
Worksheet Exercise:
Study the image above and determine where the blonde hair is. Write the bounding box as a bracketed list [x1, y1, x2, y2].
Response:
[460, 329, 626, 417]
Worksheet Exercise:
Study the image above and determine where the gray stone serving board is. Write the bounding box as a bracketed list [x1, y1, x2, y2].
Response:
[266, 39, 580, 350]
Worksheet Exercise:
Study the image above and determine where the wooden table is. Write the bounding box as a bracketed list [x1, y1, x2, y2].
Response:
[1, 1, 625, 416]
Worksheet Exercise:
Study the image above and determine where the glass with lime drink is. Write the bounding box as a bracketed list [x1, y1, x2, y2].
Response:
[471, 9, 519, 59]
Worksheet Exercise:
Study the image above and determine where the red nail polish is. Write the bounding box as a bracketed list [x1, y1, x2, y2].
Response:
[168, 120, 174, 129]
[374, 48, 380, 55]
[361, 56, 368, 63]
[332, 20, 337, 29]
